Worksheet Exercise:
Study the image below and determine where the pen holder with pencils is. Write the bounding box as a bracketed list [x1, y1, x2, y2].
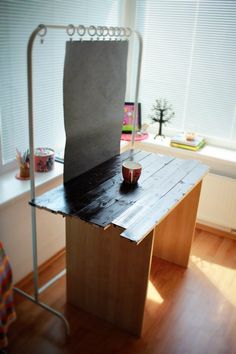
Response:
[16, 148, 30, 180]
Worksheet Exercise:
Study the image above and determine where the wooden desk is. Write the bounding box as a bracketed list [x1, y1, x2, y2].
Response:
[32, 150, 208, 336]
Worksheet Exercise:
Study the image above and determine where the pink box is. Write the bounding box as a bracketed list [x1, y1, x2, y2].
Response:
[34, 148, 55, 172]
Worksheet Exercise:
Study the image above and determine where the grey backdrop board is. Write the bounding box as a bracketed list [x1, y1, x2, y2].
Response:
[63, 40, 128, 183]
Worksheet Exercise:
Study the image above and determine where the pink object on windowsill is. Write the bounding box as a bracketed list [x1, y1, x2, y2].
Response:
[34, 147, 55, 172]
[121, 132, 149, 141]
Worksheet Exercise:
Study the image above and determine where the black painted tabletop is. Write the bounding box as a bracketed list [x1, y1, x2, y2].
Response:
[31, 149, 208, 243]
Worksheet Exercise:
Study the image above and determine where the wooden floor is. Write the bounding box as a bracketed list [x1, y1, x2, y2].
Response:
[8, 229, 236, 354]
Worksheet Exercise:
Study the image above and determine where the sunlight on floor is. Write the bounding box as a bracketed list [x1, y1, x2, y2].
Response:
[147, 280, 164, 304]
[191, 255, 236, 307]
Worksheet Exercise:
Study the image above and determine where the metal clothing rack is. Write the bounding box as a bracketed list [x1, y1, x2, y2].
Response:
[14, 23, 143, 336]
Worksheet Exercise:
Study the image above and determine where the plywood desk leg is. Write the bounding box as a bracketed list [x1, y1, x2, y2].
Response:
[66, 217, 154, 336]
[153, 182, 202, 267]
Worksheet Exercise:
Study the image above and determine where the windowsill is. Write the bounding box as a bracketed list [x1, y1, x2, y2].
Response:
[0, 162, 64, 208]
[1, 137, 235, 208]
[0, 141, 130, 208]
[134, 134, 236, 179]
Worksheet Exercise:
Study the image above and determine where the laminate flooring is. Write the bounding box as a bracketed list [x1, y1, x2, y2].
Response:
[8, 230, 236, 354]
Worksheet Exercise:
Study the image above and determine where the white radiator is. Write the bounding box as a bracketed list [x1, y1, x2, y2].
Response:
[197, 173, 236, 232]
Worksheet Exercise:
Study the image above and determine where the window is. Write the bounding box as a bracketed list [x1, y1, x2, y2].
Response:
[0, 0, 122, 172]
[2, 0, 235, 175]
[135, 0, 236, 149]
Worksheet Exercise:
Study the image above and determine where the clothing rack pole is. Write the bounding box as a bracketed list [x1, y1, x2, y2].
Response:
[131, 30, 143, 149]
[13, 23, 142, 337]
[14, 24, 71, 336]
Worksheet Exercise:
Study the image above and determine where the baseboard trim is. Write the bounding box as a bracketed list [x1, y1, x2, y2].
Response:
[15, 247, 66, 289]
[196, 222, 236, 241]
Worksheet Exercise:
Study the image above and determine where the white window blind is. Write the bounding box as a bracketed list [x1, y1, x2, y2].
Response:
[0, 0, 122, 167]
[135, 0, 236, 148]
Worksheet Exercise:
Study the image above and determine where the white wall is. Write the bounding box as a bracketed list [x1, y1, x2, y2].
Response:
[0, 177, 65, 283]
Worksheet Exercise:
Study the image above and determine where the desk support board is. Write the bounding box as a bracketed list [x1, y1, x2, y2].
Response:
[66, 219, 154, 336]
[153, 181, 202, 267]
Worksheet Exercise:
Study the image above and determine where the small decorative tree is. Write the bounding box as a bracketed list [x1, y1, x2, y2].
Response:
[150, 98, 175, 138]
